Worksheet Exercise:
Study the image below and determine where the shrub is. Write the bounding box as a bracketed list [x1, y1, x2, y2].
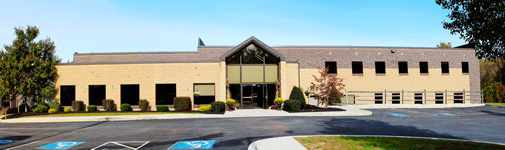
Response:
[156, 105, 169, 112]
[64, 107, 72, 112]
[139, 99, 149, 111]
[102, 99, 116, 111]
[289, 86, 306, 109]
[72, 101, 85, 112]
[199, 105, 210, 112]
[48, 108, 57, 114]
[50, 101, 62, 112]
[284, 100, 301, 111]
[211, 101, 225, 112]
[33, 104, 49, 113]
[121, 103, 132, 112]
[274, 98, 284, 106]
[87, 105, 97, 112]
[225, 99, 236, 106]
[174, 97, 191, 111]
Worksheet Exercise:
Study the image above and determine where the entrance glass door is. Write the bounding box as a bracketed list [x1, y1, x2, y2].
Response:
[242, 84, 266, 109]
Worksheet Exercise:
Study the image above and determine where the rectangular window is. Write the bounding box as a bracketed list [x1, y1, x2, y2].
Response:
[352, 61, 363, 74]
[392, 93, 400, 104]
[414, 93, 423, 104]
[156, 84, 176, 105]
[325, 61, 337, 74]
[374, 93, 383, 104]
[454, 92, 463, 103]
[89, 85, 106, 106]
[441, 62, 450, 73]
[121, 84, 140, 105]
[375, 61, 386, 74]
[398, 61, 408, 74]
[194, 83, 215, 104]
[462, 62, 469, 73]
[435, 93, 444, 104]
[60, 85, 75, 106]
[419, 62, 428, 74]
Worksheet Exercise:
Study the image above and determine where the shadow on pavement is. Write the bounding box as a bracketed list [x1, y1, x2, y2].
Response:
[317, 118, 464, 139]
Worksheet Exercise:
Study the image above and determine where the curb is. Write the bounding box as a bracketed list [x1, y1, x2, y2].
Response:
[485, 104, 505, 108]
[248, 135, 505, 150]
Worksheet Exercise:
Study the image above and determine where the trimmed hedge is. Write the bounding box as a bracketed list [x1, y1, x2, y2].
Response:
[289, 86, 306, 109]
[199, 105, 210, 112]
[211, 101, 225, 112]
[48, 108, 57, 114]
[156, 105, 169, 112]
[87, 105, 97, 112]
[121, 103, 132, 111]
[33, 104, 49, 113]
[284, 100, 301, 111]
[174, 97, 191, 111]
[50, 101, 62, 112]
[72, 101, 85, 112]
[64, 107, 72, 112]
[102, 99, 116, 111]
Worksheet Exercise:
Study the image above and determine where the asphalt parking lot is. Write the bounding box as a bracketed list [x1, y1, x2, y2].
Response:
[0, 106, 504, 150]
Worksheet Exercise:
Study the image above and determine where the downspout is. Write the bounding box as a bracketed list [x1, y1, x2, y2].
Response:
[298, 61, 301, 88]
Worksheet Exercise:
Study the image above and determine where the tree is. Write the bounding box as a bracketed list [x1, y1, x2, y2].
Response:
[436, 1, 505, 59]
[309, 67, 345, 108]
[0, 26, 60, 111]
[289, 86, 306, 109]
[436, 42, 452, 48]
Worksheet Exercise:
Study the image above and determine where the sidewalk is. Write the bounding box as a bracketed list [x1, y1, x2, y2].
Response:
[0, 107, 371, 123]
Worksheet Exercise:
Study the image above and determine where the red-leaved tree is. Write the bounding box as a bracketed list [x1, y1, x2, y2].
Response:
[309, 67, 345, 108]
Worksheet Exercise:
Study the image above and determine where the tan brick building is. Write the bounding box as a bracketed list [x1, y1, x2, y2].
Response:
[55, 37, 480, 110]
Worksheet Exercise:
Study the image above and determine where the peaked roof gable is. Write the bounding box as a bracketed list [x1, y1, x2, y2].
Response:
[220, 36, 285, 61]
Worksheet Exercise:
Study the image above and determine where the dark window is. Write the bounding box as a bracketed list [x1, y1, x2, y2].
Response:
[121, 84, 139, 105]
[226, 43, 280, 64]
[392, 93, 400, 104]
[414, 93, 423, 104]
[454, 93, 463, 103]
[462, 62, 469, 73]
[60, 85, 75, 106]
[375, 61, 386, 74]
[419, 62, 429, 74]
[375, 93, 383, 104]
[194, 83, 216, 104]
[325, 61, 337, 74]
[89, 85, 106, 106]
[441, 62, 450, 73]
[156, 84, 176, 105]
[435, 93, 444, 104]
[352, 61, 363, 74]
[398, 62, 408, 74]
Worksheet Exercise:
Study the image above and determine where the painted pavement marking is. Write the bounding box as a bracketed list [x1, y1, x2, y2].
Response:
[438, 113, 456, 116]
[91, 141, 150, 150]
[0, 139, 18, 145]
[169, 140, 216, 149]
[6, 141, 39, 150]
[38, 141, 84, 149]
[388, 113, 409, 117]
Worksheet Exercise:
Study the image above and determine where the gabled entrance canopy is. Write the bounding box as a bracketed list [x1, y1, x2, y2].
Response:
[220, 36, 285, 62]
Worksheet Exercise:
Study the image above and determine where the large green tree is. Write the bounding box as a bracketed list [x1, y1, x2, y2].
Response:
[436, 0, 505, 59]
[0, 26, 60, 110]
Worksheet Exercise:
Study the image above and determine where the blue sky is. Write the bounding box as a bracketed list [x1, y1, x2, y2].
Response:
[0, 0, 463, 62]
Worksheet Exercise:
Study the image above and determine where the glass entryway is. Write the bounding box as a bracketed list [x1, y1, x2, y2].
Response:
[242, 84, 265, 109]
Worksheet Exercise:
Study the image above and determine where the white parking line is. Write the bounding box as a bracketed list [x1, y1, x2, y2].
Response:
[6, 141, 39, 150]
[91, 141, 150, 150]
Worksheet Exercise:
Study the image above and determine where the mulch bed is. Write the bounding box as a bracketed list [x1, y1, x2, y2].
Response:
[286, 105, 345, 113]
[2, 111, 224, 119]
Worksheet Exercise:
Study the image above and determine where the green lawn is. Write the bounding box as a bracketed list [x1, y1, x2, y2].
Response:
[22, 112, 201, 118]
[295, 136, 505, 150]
[486, 103, 505, 106]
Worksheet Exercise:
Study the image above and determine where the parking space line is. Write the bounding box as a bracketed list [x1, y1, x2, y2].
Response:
[91, 141, 150, 150]
[6, 141, 39, 150]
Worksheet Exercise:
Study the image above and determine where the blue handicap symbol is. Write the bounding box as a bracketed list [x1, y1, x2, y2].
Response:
[171, 140, 216, 149]
[388, 113, 408, 116]
[0, 139, 18, 145]
[439, 113, 456, 116]
[38, 141, 84, 149]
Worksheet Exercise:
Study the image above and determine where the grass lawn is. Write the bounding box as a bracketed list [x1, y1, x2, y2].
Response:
[21, 112, 202, 118]
[295, 136, 505, 150]
[486, 103, 505, 106]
